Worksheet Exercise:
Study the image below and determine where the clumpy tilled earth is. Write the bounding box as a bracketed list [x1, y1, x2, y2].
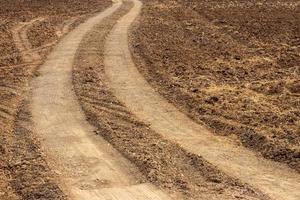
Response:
[72, 2, 269, 199]
[130, 0, 300, 172]
[0, 0, 111, 199]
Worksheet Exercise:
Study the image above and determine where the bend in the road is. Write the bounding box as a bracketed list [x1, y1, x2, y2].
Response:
[104, 0, 300, 200]
[31, 1, 171, 199]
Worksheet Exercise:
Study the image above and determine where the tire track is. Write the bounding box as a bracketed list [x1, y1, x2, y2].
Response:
[31, 1, 171, 199]
[12, 17, 45, 63]
[104, 0, 300, 200]
[72, 1, 269, 198]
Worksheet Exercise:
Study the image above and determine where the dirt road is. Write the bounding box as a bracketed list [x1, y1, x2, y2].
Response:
[104, 0, 300, 200]
[27, 0, 300, 199]
[30, 1, 171, 199]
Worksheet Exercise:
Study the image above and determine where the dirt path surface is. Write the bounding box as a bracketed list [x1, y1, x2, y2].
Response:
[73, 1, 269, 199]
[104, 0, 300, 200]
[130, 0, 300, 172]
[12, 17, 44, 64]
[31, 1, 170, 200]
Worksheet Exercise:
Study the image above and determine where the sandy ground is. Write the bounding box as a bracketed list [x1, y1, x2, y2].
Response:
[104, 1, 300, 199]
[75, 0, 279, 199]
[31, 1, 171, 199]
[0, 0, 111, 199]
[1, 0, 299, 199]
[130, 0, 300, 171]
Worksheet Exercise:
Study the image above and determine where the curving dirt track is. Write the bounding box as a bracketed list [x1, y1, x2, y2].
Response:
[104, 0, 300, 200]
[129, 0, 300, 172]
[5, 0, 297, 199]
[11, 18, 44, 64]
[30, 1, 171, 199]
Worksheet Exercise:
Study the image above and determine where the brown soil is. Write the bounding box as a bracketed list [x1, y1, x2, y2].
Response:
[0, 0, 111, 199]
[72, 1, 269, 199]
[130, 0, 300, 172]
[4, 98, 66, 200]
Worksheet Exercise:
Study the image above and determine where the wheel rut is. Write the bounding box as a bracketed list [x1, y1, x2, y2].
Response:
[30, 1, 170, 199]
[104, 0, 300, 200]
[12, 17, 45, 63]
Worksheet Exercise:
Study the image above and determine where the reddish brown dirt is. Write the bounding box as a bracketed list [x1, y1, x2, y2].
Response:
[130, 0, 300, 172]
[72, 2, 269, 199]
[0, 0, 111, 199]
